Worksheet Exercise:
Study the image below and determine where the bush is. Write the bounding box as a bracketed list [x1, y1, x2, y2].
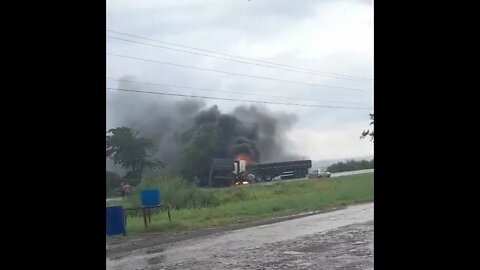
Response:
[126, 176, 220, 209]
[218, 188, 249, 204]
[106, 170, 122, 197]
[326, 159, 374, 173]
[107, 187, 121, 198]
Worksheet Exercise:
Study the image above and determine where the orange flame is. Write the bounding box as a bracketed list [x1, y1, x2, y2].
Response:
[235, 153, 255, 165]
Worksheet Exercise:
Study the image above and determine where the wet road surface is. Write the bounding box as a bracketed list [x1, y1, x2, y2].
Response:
[107, 203, 373, 270]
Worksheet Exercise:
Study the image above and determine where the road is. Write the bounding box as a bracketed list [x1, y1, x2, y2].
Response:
[106, 203, 373, 270]
[331, 169, 374, 178]
[247, 168, 373, 186]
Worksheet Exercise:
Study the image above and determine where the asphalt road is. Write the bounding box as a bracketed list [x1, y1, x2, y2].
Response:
[107, 203, 374, 270]
[205, 169, 374, 189]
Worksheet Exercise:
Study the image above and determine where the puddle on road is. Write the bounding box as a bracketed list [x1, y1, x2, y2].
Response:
[107, 203, 373, 270]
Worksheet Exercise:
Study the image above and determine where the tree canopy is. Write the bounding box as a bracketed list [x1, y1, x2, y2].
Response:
[361, 113, 374, 142]
[327, 159, 374, 173]
[106, 127, 165, 184]
[181, 123, 218, 183]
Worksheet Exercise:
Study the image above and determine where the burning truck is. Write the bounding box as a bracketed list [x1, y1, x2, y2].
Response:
[206, 136, 312, 187]
[207, 158, 312, 187]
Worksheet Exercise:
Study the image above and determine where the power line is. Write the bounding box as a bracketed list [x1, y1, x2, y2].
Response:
[107, 35, 372, 84]
[107, 29, 373, 82]
[107, 53, 367, 92]
[107, 76, 369, 106]
[106, 87, 373, 111]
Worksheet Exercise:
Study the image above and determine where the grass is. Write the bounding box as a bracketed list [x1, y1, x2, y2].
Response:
[106, 175, 220, 210]
[107, 173, 373, 235]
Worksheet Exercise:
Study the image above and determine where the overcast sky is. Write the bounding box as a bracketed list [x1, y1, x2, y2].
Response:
[106, 0, 373, 161]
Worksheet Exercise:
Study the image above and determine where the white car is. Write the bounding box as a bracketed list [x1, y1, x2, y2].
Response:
[307, 169, 331, 179]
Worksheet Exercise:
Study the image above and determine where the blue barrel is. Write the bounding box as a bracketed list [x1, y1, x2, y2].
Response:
[141, 189, 161, 207]
[106, 206, 126, 236]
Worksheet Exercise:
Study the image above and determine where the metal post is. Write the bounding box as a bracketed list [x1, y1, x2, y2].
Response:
[148, 208, 151, 224]
[143, 208, 148, 228]
[208, 164, 214, 187]
[124, 209, 127, 226]
[167, 204, 172, 224]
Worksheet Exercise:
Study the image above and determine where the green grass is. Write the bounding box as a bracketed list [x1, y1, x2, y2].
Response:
[106, 175, 220, 210]
[108, 173, 373, 235]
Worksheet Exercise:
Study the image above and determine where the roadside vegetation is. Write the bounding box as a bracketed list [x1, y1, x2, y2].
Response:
[326, 159, 374, 173]
[107, 172, 373, 235]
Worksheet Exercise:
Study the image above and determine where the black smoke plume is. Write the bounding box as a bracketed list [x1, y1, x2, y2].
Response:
[107, 76, 303, 178]
[227, 137, 259, 163]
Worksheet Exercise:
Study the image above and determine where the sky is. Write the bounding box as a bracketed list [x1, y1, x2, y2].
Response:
[106, 0, 374, 161]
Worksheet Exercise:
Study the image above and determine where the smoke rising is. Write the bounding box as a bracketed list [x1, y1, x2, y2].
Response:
[228, 137, 259, 164]
[107, 75, 303, 175]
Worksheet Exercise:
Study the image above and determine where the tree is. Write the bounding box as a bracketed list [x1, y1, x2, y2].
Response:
[360, 113, 374, 142]
[327, 159, 374, 173]
[181, 123, 218, 184]
[106, 170, 122, 196]
[106, 127, 165, 184]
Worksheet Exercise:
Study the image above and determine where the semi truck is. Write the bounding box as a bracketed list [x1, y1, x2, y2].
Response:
[207, 158, 248, 187]
[207, 158, 312, 187]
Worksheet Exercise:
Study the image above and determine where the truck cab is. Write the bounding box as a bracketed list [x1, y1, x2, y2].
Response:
[208, 158, 249, 186]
